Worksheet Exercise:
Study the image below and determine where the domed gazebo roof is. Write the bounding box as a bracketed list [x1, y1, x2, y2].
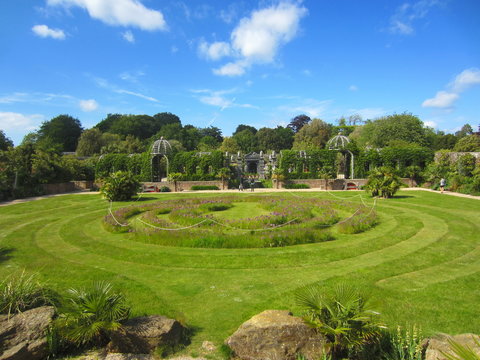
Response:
[327, 132, 350, 150]
[151, 137, 172, 156]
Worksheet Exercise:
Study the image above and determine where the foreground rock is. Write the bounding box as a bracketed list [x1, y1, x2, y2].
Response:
[107, 315, 186, 354]
[0, 306, 55, 360]
[226, 310, 328, 360]
[424, 333, 480, 360]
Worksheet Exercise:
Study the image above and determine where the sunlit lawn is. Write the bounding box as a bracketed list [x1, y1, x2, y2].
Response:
[0, 190, 479, 358]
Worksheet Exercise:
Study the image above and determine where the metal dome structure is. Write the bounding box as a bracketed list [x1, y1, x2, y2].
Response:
[326, 132, 355, 179]
[327, 133, 350, 150]
[151, 137, 172, 181]
[151, 137, 172, 156]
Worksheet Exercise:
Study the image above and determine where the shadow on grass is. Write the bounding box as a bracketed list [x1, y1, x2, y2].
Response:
[133, 196, 159, 202]
[393, 195, 415, 199]
[0, 247, 14, 263]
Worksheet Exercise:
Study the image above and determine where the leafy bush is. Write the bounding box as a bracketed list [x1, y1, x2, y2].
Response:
[284, 183, 310, 189]
[100, 171, 140, 201]
[56, 281, 130, 347]
[365, 167, 402, 198]
[159, 186, 171, 192]
[0, 271, 55, 316]
[295, 283, 383, 359]
[383, 325, 424, 360]
[190, 185, 220, 190]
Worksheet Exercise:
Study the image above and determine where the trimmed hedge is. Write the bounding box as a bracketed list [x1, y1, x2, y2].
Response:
[190, 185, 220, 191]
[284, 183, 310, 189]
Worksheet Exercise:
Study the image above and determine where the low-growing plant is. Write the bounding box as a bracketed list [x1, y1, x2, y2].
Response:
[100, 171, 140, 201]
[337, 206, 378, 234]
[159, 186, 171, 192]
[0, 271, 55, 316]
[365, 167, 402, 198]
[56, 281, 130, 347]
[383, 325, 424, 360]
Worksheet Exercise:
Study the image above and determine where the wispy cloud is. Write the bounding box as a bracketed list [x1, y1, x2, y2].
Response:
[389, 0, 442, 35]
[191, 88, 255, 110]
[94, 76, 159, 102]
[349, 85, 358, 92]
[32, 24, 66, 39]
[122, 30, 135, 43]
[199, 1, 308, 76]
[47, 0, 167, 31]
[422, 68, 480, 109]
[279, 98, 333, 119]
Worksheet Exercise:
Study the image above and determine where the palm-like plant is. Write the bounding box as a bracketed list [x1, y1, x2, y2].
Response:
[442, 337, 480, 360]
[216, 167, 231, 190]
[365, 167, 402, 198]
[295, 283, 384, 359]
[57, 281, 130, 347]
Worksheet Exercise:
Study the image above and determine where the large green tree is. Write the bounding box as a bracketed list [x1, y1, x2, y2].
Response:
[233, 129, 258, 153]
[353, 113, 429, 148]
[0, 130, 14, 150]
[256, 126, 294, 151]
[287, 114, 311, 133]
[292, 118, 332, 150]
[453, 134, 480, 152]
[233, 124, 257, 136]
[76, 128, 104, 156]
[38, 114, 83, 152]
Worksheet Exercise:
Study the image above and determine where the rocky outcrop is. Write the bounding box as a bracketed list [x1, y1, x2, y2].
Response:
[0, 306, 55, 360]
[107, 315, 186, 354]
[424, 333, 480, 360]
[226, 310, 328, 360]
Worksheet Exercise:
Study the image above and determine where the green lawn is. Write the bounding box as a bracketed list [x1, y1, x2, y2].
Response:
[0, 190, 479, 358]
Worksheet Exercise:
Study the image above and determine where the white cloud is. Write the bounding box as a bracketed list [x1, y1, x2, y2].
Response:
[119, 70, 145, 83]
[213, 62, 246, 76]
[0, 93, 29, 104]
[198, 40, 231, 60]
[79, 99, 98, 111]
[192, 88, 255, 110]
[201, 1, 307, 76]
[279, 99, 332, 119]
[32, 24, 66, 40]
[122, 30, 135, 43]
[423, 120, 437, 128]
[349, 85, 358, 92]
[422, 68, 480, 109]
[116, 89, 159, 102]
[47, 0, 167, 31]
[389, 0, 441, 35]
[0, 112, 43, 131]
[93, 76, 159, 102]
[451, 68, 480, 92]
[422, 91, 459, 108]
[346, 108, 386, 119]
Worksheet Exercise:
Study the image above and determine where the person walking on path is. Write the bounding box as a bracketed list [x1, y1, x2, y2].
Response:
[440, 178, 446, 193]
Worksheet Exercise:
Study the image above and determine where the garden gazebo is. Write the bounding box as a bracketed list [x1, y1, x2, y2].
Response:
[151, 137, 172, 181]
[327, 132, 355, 179]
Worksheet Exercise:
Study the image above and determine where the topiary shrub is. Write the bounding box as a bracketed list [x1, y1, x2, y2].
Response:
[100, 171, 140, 201]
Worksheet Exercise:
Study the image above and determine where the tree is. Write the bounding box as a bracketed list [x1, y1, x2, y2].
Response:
[233, 124, 257, 136]
[152, 112, 181, 129]
[233, 129, 258, 153]
[219, 137, 240, 153]
[199, 126, 223, 143]
[354, 113, 429, 148]
[76, 128, 104, 156]
[455, 124, 473, 138]
[256, 126, 294, 151]
[287, 114, 311, 133]
[38, 114, 83, 152]
[453, 135, 480, 152]
[292, 118, 331, 150]
[0, 130, 13, 150]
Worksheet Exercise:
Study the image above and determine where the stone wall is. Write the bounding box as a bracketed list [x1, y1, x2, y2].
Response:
[41, 181, 94, 195]
[280, 178, 414, 190]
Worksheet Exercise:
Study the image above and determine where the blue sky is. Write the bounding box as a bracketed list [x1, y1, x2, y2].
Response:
[1, 0, 479, 145]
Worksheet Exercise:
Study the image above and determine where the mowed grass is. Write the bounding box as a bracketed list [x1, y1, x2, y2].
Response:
[0, 190, 479, 358]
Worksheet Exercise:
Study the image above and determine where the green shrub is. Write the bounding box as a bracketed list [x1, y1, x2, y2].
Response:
[100, 171, 140, 201]
[0, 271, 55, 316]
[56, 281, 130, 347]
[295, 283, 383, 359]
[284, 183, 310, 189]
[159, 186, 171, 192]
[190, 185, 220, 190]
[365, 167, 402, 198]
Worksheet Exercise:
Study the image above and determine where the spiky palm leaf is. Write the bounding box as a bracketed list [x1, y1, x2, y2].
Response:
[57, 281, 130, 347]
[295, 283, 384, 358]
[442, 337, 480, 360]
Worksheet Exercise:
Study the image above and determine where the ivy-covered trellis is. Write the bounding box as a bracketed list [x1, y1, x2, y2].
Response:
[279, 149, 338, 179]
[170, 151, 226, 180]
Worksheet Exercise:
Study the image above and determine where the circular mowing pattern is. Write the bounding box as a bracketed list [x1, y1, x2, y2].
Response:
[104, 196, 378, 249]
